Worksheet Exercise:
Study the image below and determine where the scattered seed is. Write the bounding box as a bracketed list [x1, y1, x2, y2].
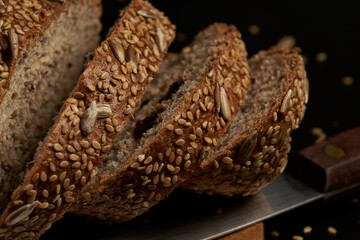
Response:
[292, 235, 303, 240]
[316, 52, 327, 62]
[303, 226, 312, 234]
[248, 24, 260, 35]
[327, 226, 337, 235]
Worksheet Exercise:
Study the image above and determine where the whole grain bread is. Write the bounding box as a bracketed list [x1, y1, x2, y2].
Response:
[0, 0, 175, 238]
[180, 46, 309, 196]
[0, 0, 102, 214]
[72, 23, 250, 223]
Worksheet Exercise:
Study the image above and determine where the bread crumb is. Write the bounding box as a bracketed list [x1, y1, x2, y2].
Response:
[316, 52, 327, 62]
[248, 24, 260, 35]
[341, 76, 354, 85]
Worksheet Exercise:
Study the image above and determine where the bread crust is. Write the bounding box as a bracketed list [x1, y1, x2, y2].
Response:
[0, 0, 175, 238]
[73, 23, 250, 223]
[0, 0, 102, 105]
[180, 46, 309, 196]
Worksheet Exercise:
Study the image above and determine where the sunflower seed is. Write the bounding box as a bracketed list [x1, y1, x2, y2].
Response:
[237, 130, 258, 163]
[137, 10, 156, 19]
[109, 39, 125, 64]
[80, 101, 112, 135]
[155, 27, 165, 53]
[125, 45, 138, 73]
[215, 82, 221, 113]
[280, 89, 292, 113]
[220, 87, 231, 121]
[9, 29, 18, 59]
[5, 201, 39, 226]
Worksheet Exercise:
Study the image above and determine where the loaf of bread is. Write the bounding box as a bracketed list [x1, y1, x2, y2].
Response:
[180, 46, 309, 196]
[0, 0, 175, 238]
[72, 23, 250, 223]
[0, 0, 102, 215]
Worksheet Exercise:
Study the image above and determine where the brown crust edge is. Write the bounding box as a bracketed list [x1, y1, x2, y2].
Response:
[0, 0, 175, 238]
[180, 46, 309, 196]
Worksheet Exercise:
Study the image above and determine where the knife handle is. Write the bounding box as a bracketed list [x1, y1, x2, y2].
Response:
[286, 126, 360, 193]
[218, 222, 264, 240]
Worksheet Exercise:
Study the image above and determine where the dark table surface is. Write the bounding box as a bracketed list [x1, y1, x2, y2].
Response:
[43, 0, 360, 239]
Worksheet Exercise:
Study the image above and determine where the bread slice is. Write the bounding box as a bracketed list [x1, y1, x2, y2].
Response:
[180, 46, 309, 196]
[72, 23, 250, 223]
[0, 0, 175, 238]
[0, 0, 102, 214]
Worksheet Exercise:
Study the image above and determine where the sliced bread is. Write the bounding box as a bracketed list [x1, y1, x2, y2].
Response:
[0, 0, 102, 214]
[0, 0, 175, 238]
[180, 46, 309, 196]
[72, 23, 250, 223]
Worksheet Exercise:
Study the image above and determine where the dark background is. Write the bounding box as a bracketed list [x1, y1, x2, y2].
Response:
[43, 0, 360, 239]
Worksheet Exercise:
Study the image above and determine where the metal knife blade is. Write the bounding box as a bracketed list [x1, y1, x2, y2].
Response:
[44, 174, 322, 240]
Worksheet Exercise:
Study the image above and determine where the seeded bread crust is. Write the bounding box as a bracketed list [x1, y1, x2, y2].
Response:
[73, 23, 250, 223]
[180, 46, 309, 196]
[0, 0, 99, 103]
[0, 0, 175, 238]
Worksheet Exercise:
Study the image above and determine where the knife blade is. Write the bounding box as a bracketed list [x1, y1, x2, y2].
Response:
[43, 174, 321, 240]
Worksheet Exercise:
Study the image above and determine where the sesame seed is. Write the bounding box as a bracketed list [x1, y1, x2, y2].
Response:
[49, 175, 58, 182]
[66, 145, 76, 153]
[189, 134, 196, 141]
[92, 140, 101, 150]
[59, 172, 66, 182]
[192, 93, 200, 102]
[124, 108, 133, 115]
[167, 164, 175, 172]
[222, 157, 233, 164]
[166, 124, 174, 131]
[204, 137, 213, 144]
[53, 143, 63, 151]
[184, 160, 191, 169]
[175, 139, 185, 146]
[190, 142, 198, 148]
[144, 156, 153, 165]
[175, 128, 183, 135]
[74, 170, 82, 181]
[79, 140, 90, 148]
[178, 118, 186, 125]
[72, 162, 81, 168]
[55, 152, 64, 160]
[169, 152, 175, 162]
[195, 127, 203, 137]
[40, 171, 47, 181]
[69, 154, 79, 161]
